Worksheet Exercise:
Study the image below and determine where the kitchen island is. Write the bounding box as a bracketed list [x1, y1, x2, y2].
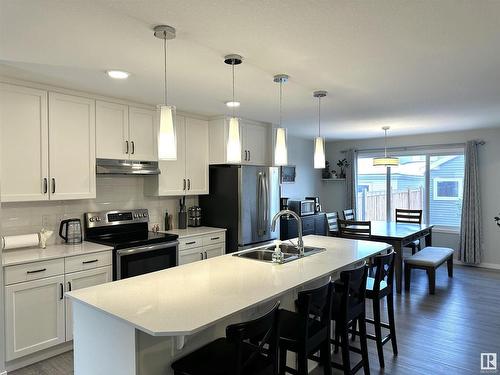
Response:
[66, 235, 391, 375]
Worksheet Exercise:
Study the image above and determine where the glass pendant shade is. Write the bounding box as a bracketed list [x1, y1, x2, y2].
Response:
[158, 105, 177, 160]
[227, 117, 242, 163]
[373, 157, 399, 166]
[314, 136, 326, 169]
[274, 127, 288, 166]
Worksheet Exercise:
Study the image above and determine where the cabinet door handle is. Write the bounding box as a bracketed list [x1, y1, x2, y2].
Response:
[187, 179, 191, 190]
[125, 140, 129, 154]
[43, 178, 48, 194]
[204, 251, 208, 259]
[186, 241, 196, 245]
[244, 150, 248, 161]
[27, 268, 47, 274]
[183, 179, 186, 190]
[60, 283, 64, 300]
[131, 141, 135, 154]
[68, 281, 72, 291]
[200, 252, 204, 260]
[82, 259, 98, 264]
[248, 150, 251, 161]
[51, 178, 56, 194]
[210, 237, 220, 240]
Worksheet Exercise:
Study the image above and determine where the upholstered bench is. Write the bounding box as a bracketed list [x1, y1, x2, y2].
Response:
[404, 247, 454, 295]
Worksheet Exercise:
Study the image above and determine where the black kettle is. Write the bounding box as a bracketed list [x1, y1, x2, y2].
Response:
[59, 218, 82, 244]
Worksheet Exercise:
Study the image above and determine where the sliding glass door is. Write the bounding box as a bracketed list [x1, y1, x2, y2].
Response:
[356, 149, 464, 230]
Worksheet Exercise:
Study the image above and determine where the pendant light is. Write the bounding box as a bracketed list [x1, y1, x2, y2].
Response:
[224, 54, 243, 163]
[273, 74, 289, 166]
[154, 25, 177, 160]
[313, 90, 327, 169]
[373, 126, 399, 166]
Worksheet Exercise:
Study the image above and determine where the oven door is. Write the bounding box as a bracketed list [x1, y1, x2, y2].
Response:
[115, 241, 178, 280]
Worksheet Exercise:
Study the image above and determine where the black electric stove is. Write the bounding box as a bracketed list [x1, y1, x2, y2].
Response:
[84, 209, 178, 280]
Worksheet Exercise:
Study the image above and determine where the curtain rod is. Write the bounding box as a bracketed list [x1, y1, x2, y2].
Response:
[340, 140, 485, 154]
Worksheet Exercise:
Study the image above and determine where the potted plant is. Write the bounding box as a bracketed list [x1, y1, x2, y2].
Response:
[337, 158, 350, 178]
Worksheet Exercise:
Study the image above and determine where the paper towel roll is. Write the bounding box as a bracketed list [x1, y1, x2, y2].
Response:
[2, 234, 40, 250]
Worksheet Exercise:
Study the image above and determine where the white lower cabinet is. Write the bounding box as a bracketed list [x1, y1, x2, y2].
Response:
[3, 251, 112, 361]
[5, 275, 66, 360]
[65, 266, 112, 341]
[178, 232, 225, 266]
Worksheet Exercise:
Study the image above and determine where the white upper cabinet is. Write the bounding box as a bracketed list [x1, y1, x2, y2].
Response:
[0, 84, 49, 202]
[242, 122, 268, 166]
[48, 92, 96, 200]
[185, 117, 209, 195]
[146, 115, 209, 196]
[129, 106, 157, 161]
[96, 100, 129, 160]
[208, 117, 270, 166]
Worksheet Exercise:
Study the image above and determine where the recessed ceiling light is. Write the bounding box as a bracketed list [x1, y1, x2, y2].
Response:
[225, 101, 240, 108]
[106, 70, 130, 79]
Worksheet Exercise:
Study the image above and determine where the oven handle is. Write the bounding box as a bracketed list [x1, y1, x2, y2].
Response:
[116, 241, 179, 257]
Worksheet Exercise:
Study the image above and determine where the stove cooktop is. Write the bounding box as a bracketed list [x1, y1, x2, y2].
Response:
[86, 231, 178, 250]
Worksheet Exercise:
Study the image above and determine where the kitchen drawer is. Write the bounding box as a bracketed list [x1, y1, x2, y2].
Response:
[202, 232, 225, 247]
[179, 237, 203, 251]
[4, 258, 64, 286]
[64, 251, 112, 273]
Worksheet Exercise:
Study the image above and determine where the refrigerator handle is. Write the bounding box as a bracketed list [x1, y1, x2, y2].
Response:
[257, 172, 264, 236]
[263, 173, 269, 233]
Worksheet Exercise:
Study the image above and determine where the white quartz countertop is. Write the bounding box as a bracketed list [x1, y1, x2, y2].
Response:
[158, 226, 226, 238]
[2, 242, 113, 267]
[67, 235, 391, 337]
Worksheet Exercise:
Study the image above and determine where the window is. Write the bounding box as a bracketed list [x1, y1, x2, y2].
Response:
[356, 150, 464, 229]
[433, 178, 463, 200]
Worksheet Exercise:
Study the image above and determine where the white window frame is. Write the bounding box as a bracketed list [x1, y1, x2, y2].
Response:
[433, 177, 463, 201]
[356, 147, 464, 230]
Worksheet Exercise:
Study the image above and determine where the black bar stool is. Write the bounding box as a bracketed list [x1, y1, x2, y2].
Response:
[171, 302, 280, 375]
[332, 264, 370, 375]
[278, 281, 333, 375]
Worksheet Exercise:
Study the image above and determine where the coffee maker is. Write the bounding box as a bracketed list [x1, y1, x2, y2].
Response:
[305, 197, 321, 213]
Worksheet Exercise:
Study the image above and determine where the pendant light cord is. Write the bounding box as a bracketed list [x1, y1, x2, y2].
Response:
[279, 80, 283, 127]
[163, 33, 168, 106]
[318, 97, 322, 137]
[232, 62, 235, 117]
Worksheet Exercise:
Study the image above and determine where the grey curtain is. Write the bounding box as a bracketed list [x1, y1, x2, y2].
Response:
[459, 140, 482, 264]
[345, 149, 357, 211]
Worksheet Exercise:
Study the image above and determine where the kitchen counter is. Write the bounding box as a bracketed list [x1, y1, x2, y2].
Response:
[67, 235, 390, 336]
[159, 226, 226, 238]
[2, 241, 113, 267]
[67, 235, 391, 375]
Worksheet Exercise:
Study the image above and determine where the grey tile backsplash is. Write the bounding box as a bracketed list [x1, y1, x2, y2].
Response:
[1, 176, 197, 245]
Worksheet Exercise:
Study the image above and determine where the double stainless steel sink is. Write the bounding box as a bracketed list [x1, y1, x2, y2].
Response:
[234, 243, 325, 264]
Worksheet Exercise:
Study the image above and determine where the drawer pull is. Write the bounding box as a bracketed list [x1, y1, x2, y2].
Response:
[82, 259, 98, 264]
[210, 237, 220, 240]
[27, 268, 47, 274]
[185, 241, 196, 245]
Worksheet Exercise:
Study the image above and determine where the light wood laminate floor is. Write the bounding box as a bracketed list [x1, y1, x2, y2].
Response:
[9, 265, 500, 375]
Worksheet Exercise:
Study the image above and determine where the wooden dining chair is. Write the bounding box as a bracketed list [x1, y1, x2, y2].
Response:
[395, 209, 423, 254]
[325, 212, 340, 236]
[342, 209, 355, 221]
[338, 219, 372, 240]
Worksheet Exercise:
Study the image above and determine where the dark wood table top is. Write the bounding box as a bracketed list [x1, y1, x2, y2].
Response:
[368, 221, 433, 240]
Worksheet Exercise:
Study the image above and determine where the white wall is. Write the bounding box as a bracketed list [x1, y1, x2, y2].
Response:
[280, 135, 322, 200]
[321, 127, 500, 268]
[1, 176, 197, 245]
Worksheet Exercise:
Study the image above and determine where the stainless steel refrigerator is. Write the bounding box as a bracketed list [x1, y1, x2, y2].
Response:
[199, 165, 280, 253]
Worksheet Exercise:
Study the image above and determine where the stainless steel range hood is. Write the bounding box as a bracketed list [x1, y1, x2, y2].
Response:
[96, 159, 161, 175]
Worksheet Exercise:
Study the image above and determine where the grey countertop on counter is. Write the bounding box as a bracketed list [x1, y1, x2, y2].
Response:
[158, 226, 226, 239]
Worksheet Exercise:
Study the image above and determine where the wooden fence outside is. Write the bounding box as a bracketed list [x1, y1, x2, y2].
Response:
[357, 187, 423, 220]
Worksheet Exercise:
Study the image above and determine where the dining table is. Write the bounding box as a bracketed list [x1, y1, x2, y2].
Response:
[364, 221, 434, 293]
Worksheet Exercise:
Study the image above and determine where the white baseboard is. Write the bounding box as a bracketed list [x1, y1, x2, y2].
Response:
[1, 371, 7, 375]
[453, 259, 500, 270]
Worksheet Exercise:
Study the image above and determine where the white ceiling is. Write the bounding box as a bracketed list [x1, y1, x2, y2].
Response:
[1, 0, 500, 140]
